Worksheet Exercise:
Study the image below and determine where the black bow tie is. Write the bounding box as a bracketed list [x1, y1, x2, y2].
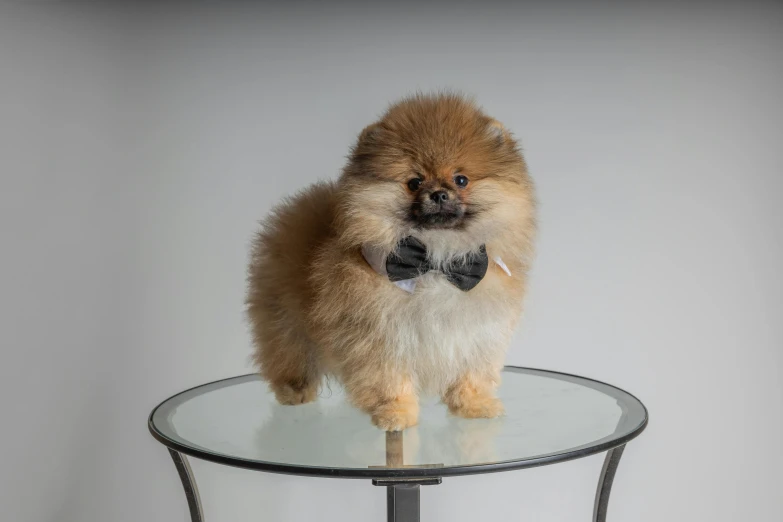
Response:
[385, 236, 489, 291]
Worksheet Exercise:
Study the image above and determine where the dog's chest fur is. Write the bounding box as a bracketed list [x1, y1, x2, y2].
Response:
[380, 269, 516, 393]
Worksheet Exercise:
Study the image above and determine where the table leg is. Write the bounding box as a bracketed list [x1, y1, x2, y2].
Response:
[168, 449, 204, 522]
[373, 477, 439, 522]
[593, 444, 625, 522]
[386, 484, 420, 522]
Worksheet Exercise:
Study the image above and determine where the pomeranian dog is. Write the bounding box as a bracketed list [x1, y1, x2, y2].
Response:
[247, 93, 536, 431]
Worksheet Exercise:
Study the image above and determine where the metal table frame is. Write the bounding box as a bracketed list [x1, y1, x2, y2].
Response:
[165, 443, 627, 522]
[150, 367, 647, 522]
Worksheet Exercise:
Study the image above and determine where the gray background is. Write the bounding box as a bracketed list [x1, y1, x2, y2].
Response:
[1, 2, 781, 521]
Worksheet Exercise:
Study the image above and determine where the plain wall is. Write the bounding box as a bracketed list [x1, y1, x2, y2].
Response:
[1, 3, 781, 521]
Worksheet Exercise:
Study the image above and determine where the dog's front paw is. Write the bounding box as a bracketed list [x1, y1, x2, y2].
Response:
[371, 397, 419, 431]
[448, 395, 504, 419]
[270, 381, 319, 405]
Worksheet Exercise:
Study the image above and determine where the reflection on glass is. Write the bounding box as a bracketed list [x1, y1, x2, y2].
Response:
[152, 369, 644, 472]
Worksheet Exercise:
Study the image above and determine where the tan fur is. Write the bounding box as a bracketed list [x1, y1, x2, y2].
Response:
[246, 93, 536, 430]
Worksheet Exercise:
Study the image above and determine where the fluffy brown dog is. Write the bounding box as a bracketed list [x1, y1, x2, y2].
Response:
[247, 93, 536, 431]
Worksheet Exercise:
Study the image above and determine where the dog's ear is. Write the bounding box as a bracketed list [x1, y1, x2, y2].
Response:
[486, 119, 511, 145]
[358, 122, 383, 144]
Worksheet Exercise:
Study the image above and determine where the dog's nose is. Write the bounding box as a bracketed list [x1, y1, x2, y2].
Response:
[429, 190, 449, 203]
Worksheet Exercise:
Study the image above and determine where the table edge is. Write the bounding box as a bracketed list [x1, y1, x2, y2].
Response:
[147, 365, 649, 480]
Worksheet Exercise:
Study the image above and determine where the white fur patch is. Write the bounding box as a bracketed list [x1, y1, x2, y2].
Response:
[381, 273, 513, 393]
[360, 245, 515, 392]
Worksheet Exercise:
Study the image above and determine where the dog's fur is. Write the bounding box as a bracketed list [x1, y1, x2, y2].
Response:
[247, 93, 536, 431]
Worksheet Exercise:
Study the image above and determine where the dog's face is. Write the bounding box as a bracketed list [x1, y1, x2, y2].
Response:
[338, 94, 534, 255]
[407, 168, 471, 230]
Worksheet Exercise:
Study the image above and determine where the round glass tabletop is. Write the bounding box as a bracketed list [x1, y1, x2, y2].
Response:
[148, 367, 647, 479]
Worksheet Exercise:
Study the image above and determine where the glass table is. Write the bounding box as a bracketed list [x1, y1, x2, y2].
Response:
[148, 366, 648, 522]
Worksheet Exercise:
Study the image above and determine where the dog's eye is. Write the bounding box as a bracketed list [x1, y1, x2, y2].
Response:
[407, 178, 422, 191]
[454, 174, 469, 187]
